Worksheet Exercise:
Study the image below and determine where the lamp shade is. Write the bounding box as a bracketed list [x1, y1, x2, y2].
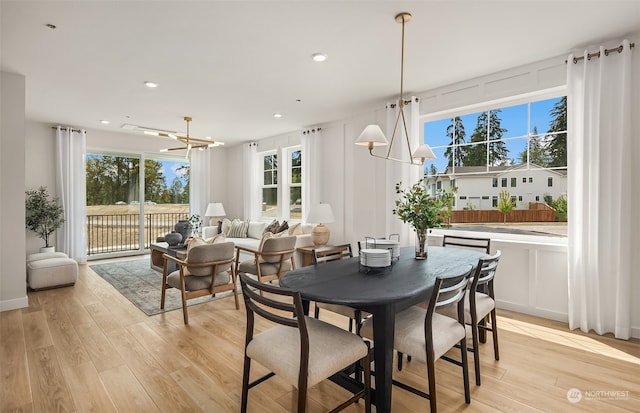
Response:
[307, 203, 335, 224]
[205, 202, 226, 217]
[355, 124, 388, 147]
[412, 144, 437, 161]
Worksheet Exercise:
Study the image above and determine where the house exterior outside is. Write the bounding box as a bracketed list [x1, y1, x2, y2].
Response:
[425, 164, 567, 211]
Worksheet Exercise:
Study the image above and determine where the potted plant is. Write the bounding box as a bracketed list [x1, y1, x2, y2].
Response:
[393, 181, 443, 259]
[25, 186, 64, 252]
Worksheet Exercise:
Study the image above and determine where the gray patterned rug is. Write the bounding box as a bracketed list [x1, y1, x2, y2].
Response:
[90, 258, 235, 316]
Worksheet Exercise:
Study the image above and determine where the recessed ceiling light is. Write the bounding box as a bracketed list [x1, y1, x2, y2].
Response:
[311, 53, 327, 62]
[273, 113, 283, 118]
[144, 81, 158, 88]
[100, 120, 110, 124]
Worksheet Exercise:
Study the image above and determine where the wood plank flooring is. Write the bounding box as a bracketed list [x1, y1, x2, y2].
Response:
[1, 261, 639, 412]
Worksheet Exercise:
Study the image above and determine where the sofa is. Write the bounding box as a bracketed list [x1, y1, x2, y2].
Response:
[201, 219, 315, 266]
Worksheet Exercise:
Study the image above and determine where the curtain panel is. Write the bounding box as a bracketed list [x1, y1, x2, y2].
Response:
[567, 40, 633, 339]
[189, 149, 212, 220]
[301, 129, 322, 223]
[55, 127, 87, 263]
[242, 142, 259, 220]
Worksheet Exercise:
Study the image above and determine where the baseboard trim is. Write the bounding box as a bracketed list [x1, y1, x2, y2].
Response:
[0, 296, 29, 312]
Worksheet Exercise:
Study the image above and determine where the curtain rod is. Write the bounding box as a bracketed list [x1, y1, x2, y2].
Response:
[51, 126, 83, 133]
[566, 42, 635, 64]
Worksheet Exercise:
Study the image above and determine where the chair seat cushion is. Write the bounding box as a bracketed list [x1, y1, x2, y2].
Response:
[167, 269, 231, 291]
[238, 260, 292, 276]
[438, 292, 495, 323]
[361, 306, 465, 362]
[246, 316, 368, 388]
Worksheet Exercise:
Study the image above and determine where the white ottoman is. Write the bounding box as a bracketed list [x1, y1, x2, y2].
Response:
[27, 253, 78, 290]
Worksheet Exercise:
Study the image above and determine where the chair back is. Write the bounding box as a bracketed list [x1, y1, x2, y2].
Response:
[313, 243, 353, 265]
[238, 272, 309, 364]
[442, 235, 491, 254]
[470, 250, 501, 295]
[186, 242, 235, 276]
[260, 236, 297, 263]
[428, 265, 474, 324]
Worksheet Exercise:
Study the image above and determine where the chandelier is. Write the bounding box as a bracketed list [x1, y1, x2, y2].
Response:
[355, 12, 436, 165]
[145, 116, 223, 158]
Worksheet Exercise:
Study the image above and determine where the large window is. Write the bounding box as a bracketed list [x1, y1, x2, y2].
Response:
[259, 146, 303, 221]
[423, 96, 567, 236]
[85, 153, 189, 256]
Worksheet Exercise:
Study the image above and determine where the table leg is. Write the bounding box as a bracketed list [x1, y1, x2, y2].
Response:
[372, 305, 394, 413]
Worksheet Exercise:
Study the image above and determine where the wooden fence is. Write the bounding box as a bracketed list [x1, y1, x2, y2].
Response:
[448, 204, 556, 223]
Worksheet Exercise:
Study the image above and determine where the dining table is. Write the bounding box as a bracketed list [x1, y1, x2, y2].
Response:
[279, 245, 487, 413]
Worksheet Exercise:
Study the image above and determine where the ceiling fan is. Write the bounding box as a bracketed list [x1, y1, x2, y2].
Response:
[144, 116, 224, 158]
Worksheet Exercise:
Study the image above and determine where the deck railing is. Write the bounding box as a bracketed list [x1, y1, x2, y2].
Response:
[86, 212, 188, 255]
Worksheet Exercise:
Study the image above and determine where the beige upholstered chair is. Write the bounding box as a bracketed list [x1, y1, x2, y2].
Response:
[361, 267, 473, 412]
[161, 241, 238, 324]
[238, 272, 371, 413]
[439, 251, 502, 385]
[235, 235, 297, 287]
[312, 244, 370, 335]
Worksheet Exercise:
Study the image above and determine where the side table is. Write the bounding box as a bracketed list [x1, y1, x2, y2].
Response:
[296, 245, 345, 267]
[150, 242, 187, 273]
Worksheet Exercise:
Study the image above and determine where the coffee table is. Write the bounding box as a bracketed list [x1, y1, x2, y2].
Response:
[150, 242, 187, 273]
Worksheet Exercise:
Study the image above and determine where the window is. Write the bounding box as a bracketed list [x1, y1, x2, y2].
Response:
[548, 177, 553, 187]
[511, 196, 516, 204]
[482, 196, 489, 200]
[518, 195, 523, 201]
[451, 179, 456, 188]
[422, 95, 567, 236]
[259, 146, 303, 221]
[459, 195, 467, 200]
[492, 196, 498, 207]
[536, 195, 540, 201]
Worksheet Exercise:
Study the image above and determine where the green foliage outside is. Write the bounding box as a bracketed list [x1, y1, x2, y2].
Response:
[463, 110, 508, 167]
[544, 194, 568, 221]
[25, 186, 64, 247]
[498, 189, 514, 223]
[86, 155, 189, 205]
[444, 116, 466, 167]
[438, 186, 457, 227]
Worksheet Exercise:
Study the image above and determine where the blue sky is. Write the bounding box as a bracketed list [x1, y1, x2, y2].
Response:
[159, 159, 189, 187]
[423, 96, 561, 173]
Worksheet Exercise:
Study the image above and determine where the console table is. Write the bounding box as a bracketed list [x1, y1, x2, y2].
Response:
[150, 242, 187, 273]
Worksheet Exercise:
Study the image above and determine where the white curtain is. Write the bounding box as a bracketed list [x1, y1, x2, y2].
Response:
[301, 129, 323, 223]
[243, 142, 259, 220]
[189, 149, 212, 219]
[567, 40, 632, 339]
[386, 97, 422, 245]
[55, 126, 87, 263]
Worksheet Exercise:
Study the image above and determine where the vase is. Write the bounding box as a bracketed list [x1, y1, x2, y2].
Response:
[40, 246, 55, 253]
[415, 228, 428, 259]
[164, 231, 182, 246]
[174, 220, 192, 242]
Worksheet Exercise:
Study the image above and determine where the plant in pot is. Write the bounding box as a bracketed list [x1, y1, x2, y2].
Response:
[25, 186, 64, 252]
[393, 181, 443, 259]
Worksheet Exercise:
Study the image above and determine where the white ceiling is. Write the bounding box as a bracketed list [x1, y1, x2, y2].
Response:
[2, 1, 639, 147]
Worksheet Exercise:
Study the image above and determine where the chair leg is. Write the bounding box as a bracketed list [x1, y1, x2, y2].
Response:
[231, 271, 240, 310]
[240, 356, 251, 413]
[179, 274, 189, 325]
[479, 316, 487, 343]
[491, 309, 500, 360]
[471, 319, 481, 385]
[314, 304, 320, 319]
[397, 351, 404, 371]
[363, 348, 372, 413]
[460, 336, 471, 404]
[426, 353, 437, 412]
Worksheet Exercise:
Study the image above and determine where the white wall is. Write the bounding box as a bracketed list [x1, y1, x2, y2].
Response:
[1, 71, 28, 311]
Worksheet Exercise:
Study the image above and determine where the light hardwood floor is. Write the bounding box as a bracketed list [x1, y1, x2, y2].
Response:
[1, 262, 639, 412]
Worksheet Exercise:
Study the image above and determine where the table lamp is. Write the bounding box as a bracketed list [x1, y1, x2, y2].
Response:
[307, 203, 335, 247]
[204, 202, 226, 226]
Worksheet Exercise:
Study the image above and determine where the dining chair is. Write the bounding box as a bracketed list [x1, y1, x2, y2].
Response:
[439, 251, 502, 385]
[442, 234, 491, 253]
[360, 266, 474, 412]
[235, 235, 297, 293]
[161, 241, 238, 324]
[238, 272, 371, 413]
[312, 244, 369, 335]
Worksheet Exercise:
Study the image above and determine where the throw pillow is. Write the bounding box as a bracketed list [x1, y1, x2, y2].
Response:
[276, 220, 289, 234]
[221, 218, 232, 236]
[228, 219, 249, 238]
[264, 219, 279, 235]
[258, 232, 274, 251]
[186, 236, 207, 259]
[205, 233, 226, 244]
[288, 222, 303, 236]
[273, 230, 291, 238]
[217, 219, 223, 235]
[247, 221, 267, 239]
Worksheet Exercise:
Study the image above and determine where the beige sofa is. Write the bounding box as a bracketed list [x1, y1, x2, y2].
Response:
[201, 220, 314, 266]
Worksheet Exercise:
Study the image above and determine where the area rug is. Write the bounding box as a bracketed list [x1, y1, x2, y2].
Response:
[90, 258, 236, 316]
